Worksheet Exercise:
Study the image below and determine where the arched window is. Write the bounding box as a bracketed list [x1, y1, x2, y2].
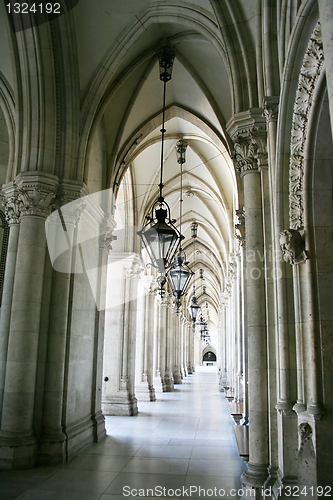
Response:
[203, 351, 216, 362]
[0, 210, 9, 305]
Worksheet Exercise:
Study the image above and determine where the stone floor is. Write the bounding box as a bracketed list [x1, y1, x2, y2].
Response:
[0, 366, 246, 499]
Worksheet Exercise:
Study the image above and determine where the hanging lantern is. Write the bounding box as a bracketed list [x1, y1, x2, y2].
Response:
[167, 253, 193, 312]
[138, 46, 181, 281]
[187, 291, 201, 325]
[158, 46, 175, 82]
[176, 139, 188, 164]
[137, 201, 181, 274]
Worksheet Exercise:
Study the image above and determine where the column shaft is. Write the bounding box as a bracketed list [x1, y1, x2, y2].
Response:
[0, 223, 19, 420]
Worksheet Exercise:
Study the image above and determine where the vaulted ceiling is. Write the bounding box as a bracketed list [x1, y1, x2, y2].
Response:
[0, 0, 259, 327]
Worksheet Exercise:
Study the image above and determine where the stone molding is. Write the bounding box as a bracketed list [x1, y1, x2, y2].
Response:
[289, 22, 323, 230]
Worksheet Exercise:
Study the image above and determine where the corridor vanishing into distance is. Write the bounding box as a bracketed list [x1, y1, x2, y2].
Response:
[0, 367, 246, 499]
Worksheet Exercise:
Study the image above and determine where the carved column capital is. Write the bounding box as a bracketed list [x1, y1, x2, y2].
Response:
[262, 96, 279, 123]
[227, 109, 267, 175]
[147, 278, 159, 297]
[19, 186, 56, 218]
[232, 126, 267, 175]
[125, 254, 144, 280]
[99, 214, 117, 253]
[3, 174, 58, 222]
[2, 183, 24, 225]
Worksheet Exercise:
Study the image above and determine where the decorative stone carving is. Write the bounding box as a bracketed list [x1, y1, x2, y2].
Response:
[19, 185, 56, 218]
[234, 208, 245, 245]
[3, 182, 57, 222]
[148, 279, 159, 297]
[124, 254, 144, 280]
[299, 422, 312, 447]
[289, 22, 323, 230]
[298, 422, 315, 458]
[232, 132, 257, 174]
[59, 201, 86, 227]
[3, 189, 23, 225]
[232, 126, 267, 174]
[98, 215, 117, 253]
[228, 254, 237, 283]
[279, 229, 307, 265]
[99, 228, 117, 253]
[262, 96, 279, 123]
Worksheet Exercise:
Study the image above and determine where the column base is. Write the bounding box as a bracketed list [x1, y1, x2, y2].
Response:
[102, 394, 138, 416]
[92, 410, 106, 442]
[148, 385, 156, 401]
[0, 433, 37, 470]
[173, 371, 182, 384]
[163, 376, 174, 392]
[135, 383, 156, 401]
[38, 434, 67, 466]
[241, 462, 269, 490]
[187, 364, 193, 375]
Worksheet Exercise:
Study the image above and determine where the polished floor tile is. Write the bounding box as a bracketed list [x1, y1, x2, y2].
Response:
[0, 366, 247, 499]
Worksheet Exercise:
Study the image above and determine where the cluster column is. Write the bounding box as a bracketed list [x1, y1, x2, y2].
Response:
[0, 173, 57, 469]
[228, 112, 269, 493]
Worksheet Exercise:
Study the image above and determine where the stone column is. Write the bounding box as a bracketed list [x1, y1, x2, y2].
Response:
[229, 114, 269, 492]
[135, 277, 156, 401]
[181, 314, 187, 376]
[190, 319, 195, 373]
[146, 282, 157, 400]
[163, 294, 174, 392]
[0, 173, 57, 469]
[179, 313, 184, 377]
[91, 216, 117, 441]
[102, 253, 142, 416]
[0, 185, 21, 420]
[173, 308, 182, 384]
[234, 252, 243, 403]
[152, 293, 162, 392]
[186, 320, 193, 375]
[219, 297, 228, 390]
[158, 294, 167, 391]
[263, 97, 294, 488]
